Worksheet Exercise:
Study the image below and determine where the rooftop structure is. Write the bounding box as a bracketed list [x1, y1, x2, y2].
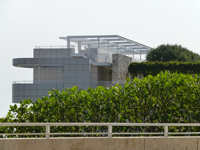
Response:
[60, 35, 151, 62]
[12, 35, 152, 103]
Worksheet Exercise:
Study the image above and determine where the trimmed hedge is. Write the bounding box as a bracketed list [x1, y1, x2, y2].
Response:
[128, 61, 200, 77]
[1, 71, 200, 137]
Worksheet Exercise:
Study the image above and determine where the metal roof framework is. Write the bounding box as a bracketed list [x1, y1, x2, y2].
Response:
[59, 35, 152, 54]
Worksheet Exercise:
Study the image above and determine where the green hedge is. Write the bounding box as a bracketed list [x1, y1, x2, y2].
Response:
[1, 71, 200, 137]
[128, 61, 200, 77]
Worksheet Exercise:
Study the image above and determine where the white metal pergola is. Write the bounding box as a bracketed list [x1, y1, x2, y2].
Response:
[59, 35, 152, 60]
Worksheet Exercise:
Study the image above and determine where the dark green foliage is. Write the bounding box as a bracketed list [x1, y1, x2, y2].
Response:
[1, 72, 200, 137]
[128, 61, 200, 78]
[146, 44, 200, 62]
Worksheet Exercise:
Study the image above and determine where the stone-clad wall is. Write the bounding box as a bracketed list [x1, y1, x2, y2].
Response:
[112, 54, 132, 81]
[0, 138, 199, 150]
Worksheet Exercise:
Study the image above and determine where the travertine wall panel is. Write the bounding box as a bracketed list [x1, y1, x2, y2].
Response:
[112, 54, 132, 81]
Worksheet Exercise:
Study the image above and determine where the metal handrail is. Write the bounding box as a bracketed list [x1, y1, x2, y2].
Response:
[13, 80, 63, 84]
[91, 81, 126, 86]
[13, 81, 34, 84]
[1, 123, 200, 139]
[35, 46, 75, 49]
[13, 80, 126, 85]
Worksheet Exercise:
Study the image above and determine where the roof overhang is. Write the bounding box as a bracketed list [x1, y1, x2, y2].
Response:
[59, 35, 152, 55]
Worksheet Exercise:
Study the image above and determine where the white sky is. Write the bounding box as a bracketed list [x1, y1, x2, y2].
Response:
[0, 0, 200, 118]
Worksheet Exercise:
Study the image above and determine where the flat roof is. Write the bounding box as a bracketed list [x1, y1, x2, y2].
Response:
[59, 35, 152, 54]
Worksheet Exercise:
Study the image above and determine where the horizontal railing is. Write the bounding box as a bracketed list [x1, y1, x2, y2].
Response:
[34, 46, 75, 49]
[91, 81, 126, 87]
[132, 58, 144, 62]
[13, 80, 63, 84]
[13, 81, 34, 84]
[13, 81, 126, 85]
[1, 123, 200, 139]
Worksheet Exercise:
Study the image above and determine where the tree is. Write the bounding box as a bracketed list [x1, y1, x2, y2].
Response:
[146, 44, 200, 62]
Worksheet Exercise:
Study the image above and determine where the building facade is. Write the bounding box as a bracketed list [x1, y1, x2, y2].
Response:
[12, 35, 151, 103]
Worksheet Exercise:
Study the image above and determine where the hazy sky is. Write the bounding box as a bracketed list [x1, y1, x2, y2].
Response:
[0, 0, 200, 118]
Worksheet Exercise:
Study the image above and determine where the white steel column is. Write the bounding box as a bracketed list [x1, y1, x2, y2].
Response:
[140, 52, 141, 61]
[108, 125, 112, 138]
[164, 125, 168, 138]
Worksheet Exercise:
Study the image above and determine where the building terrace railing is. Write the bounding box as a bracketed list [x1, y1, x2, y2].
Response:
[91, 81, 126, 87]
[13, 81, 126, 85]
[34, 46, 74, 49]
[12, 80, 63, 84]
[1, 123, 200, 139]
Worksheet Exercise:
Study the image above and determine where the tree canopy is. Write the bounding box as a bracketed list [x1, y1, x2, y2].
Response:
[146, 44, 200, 62]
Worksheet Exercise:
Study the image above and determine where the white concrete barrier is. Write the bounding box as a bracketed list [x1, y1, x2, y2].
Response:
[0, 138, 199, 150]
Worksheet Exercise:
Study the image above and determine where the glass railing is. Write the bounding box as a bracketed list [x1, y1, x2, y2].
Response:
[79, 49, 110, 63]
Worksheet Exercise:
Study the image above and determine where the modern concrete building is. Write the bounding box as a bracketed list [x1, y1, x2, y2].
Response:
[12, 35, 151, 103]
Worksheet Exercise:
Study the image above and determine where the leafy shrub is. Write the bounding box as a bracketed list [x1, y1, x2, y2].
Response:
[128, 61, 200, 78]
[1, 71, 200, 137]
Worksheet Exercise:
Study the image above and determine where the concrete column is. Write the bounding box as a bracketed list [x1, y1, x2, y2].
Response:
[98, 38, 100, 47]
[140, 53, 141, 60]
[78, 41, 81, 53]
[67, 37, 70, 48]
[108, 42, 110, 62]
[97, 38, 100, 53]
[38, 66, 41, 83]
[117, 44, 118, 54]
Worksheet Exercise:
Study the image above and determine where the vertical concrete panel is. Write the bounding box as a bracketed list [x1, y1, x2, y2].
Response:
[115, 138, 144, 150]
[0, 140, 19, 150]
[51, 139, 85, 150]
[145, 138, 198, 150]
[19, 139, 51, 150]
[85, 139, 114, 150]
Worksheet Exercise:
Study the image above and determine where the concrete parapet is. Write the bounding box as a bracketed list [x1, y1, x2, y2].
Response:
[0, 138, 199, 150]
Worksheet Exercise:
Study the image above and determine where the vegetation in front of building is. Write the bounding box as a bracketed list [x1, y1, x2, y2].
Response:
[146, 44, 200, 62]
[1, 71, 200, 137]
[128, 61, 200, 78]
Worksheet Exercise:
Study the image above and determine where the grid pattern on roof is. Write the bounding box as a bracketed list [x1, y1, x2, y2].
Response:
[59, 35, 152, 54]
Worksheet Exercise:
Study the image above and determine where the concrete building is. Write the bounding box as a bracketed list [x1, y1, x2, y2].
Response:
[12, 35, 151, 103]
